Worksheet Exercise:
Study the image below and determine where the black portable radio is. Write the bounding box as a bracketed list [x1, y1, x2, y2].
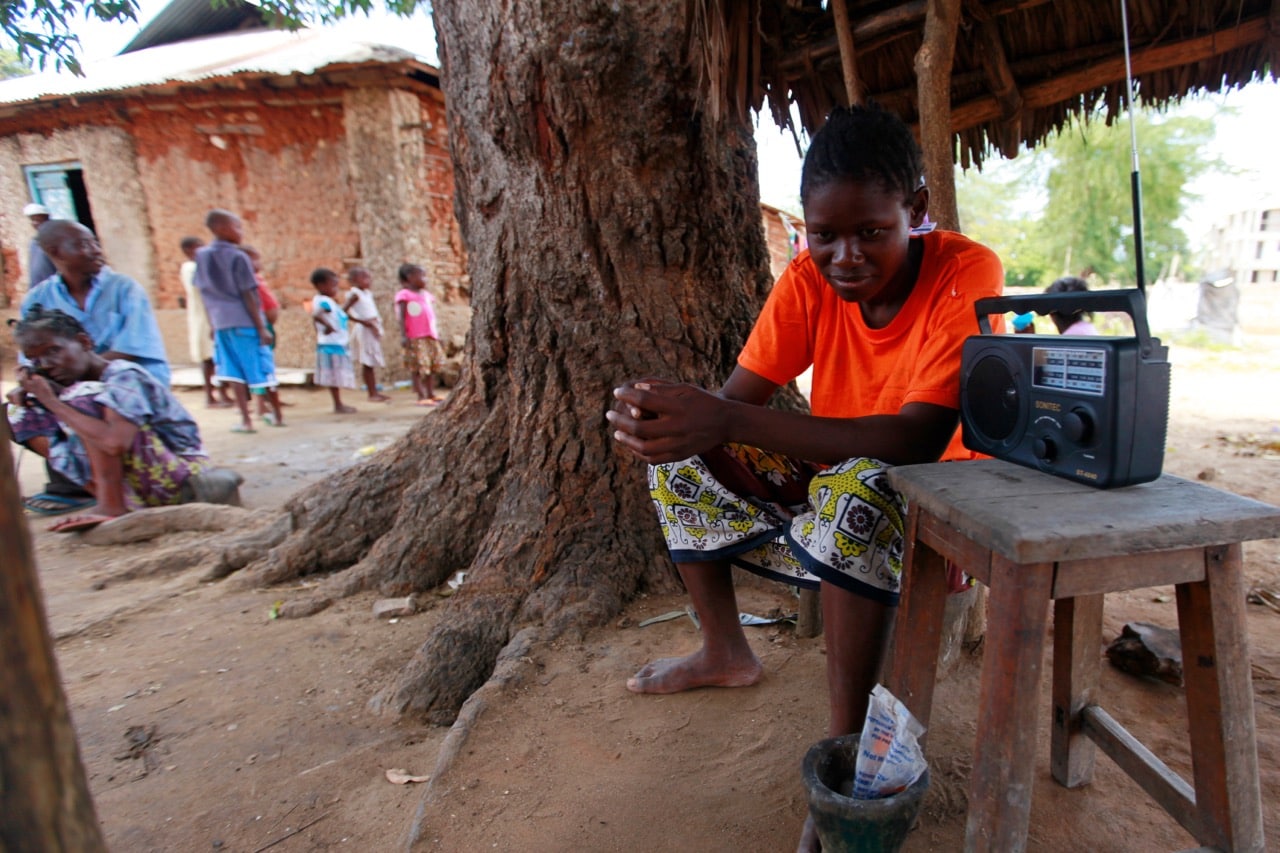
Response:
[959, 289, 1170, 488]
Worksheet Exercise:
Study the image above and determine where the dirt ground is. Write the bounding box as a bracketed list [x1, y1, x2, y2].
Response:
[10, 339, 1280, 853]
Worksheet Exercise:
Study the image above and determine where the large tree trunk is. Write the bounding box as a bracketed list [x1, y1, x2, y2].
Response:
[243, 0, 774, 724]
[1, 431, 107, 849]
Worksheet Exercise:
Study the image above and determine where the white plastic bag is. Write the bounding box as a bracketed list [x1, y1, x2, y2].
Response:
[852, 684, 927, 799]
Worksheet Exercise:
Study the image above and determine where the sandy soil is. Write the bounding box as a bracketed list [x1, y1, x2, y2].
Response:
[10, 340, 1280, 853]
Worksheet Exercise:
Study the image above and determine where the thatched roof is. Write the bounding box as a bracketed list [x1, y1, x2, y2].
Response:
[698, 0, 1278, 167]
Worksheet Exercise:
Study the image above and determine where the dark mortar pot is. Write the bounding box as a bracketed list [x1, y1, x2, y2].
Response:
[802, 733, 930, 853]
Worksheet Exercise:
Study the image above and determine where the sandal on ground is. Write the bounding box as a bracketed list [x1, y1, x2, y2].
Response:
[49, 513, 120, 534]
[415, 398, 440, 407]
[23, 493, 96, 516]
[262, 413, 285, 427]
[231, 423, 257, 434]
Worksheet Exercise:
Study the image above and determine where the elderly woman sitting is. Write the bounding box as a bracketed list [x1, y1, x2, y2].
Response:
[5, 307, 240, 532]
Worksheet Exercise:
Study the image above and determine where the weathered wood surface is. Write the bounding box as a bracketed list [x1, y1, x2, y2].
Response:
[0, 440, 107, 850]
[1176, 545, 1265, 851]
[964, 553, 1053, 853]
[1051, 593, 1104, 787]
[881, 511, 950, 739]
[891, 461, 1267, 852]
[888, 460, 1280, 565]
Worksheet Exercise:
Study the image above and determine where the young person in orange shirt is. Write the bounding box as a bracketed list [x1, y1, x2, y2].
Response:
[608, 103, 1003, 848]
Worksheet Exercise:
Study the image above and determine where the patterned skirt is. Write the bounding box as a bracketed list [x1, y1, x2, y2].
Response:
[649, 444, 907, 604]
[315, 348, 357, 388]
[403, 336, 443, 375]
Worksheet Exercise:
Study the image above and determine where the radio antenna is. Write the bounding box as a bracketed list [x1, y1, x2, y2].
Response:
[1119, 0, 1146, 292]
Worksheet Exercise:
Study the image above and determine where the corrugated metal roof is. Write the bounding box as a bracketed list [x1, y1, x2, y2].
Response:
[121, 0, 265, 55]
[0, 27, 435, 108]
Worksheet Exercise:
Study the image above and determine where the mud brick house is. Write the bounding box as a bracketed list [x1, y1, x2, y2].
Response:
[0, 0, 465, 372]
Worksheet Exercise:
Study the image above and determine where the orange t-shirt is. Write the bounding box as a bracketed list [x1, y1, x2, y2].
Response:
[737, 229, 1004, 461]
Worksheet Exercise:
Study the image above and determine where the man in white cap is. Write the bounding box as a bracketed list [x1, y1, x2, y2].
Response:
[23, 202, 57, 287]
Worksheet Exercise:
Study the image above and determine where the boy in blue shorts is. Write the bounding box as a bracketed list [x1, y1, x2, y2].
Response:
[193, 209, 281, 433]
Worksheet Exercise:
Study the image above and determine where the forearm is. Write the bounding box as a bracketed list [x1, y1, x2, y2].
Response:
[40, 399, 136, 456]
[717, 402, 956, 466]
[611, 375, 957, 466]
[240, 290, 266, 331]
[100, 350, 140, 365]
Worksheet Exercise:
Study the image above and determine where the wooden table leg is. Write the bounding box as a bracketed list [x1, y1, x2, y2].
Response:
[881, 510, 950, 735]
[1051, 593, 1104, 787]
[965, 554, 1053, 853]
[1176, 544, 1265, 852]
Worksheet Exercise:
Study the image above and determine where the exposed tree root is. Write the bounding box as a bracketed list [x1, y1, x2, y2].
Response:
[202, 514, 292, 582]
[101, 544, 213, 583]
[80, 504, 253, 546]
[368, 586, 525, 724]
[405, 627, 540, 849]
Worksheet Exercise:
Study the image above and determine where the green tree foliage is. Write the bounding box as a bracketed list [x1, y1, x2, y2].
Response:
[0, 46, 32, 77]
[0, 0, 138, 74]
[958, 106, 1225, 289]
[955, 156, 1054, 289]
[0, 0, 424, 75]
[1039, 110, 1219, 285]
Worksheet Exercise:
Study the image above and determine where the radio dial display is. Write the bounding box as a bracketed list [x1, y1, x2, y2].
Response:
[1031, 347, 1106, 395]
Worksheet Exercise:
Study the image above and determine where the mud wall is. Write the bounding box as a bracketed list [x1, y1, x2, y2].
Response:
[342, 86, 468, 378]
[127, 89, 358, 313]
[0, 125, 155, 305]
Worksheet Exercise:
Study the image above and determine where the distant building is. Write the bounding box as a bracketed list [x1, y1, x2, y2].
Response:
[1203, 204, 1280, 284]
[760, 201, 805, 280]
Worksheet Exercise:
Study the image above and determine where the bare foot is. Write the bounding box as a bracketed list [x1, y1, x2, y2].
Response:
[49, 510, 126, 533]
[334, 404, 358, 414]
[206, 399, 234, 409]
[626, 648, 762, 694]
[368, 393, 392, 403]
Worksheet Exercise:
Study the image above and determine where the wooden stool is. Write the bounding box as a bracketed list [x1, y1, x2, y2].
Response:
[881, 459, 1280, 853]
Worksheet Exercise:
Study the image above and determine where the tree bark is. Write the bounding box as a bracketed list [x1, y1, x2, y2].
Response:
[915, 0, 962, 230]
[247, 0, 775, 724]
[1, 432, 107, 850]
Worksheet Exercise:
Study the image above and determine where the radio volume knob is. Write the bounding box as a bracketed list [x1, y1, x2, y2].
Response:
[1033, 436, 1057, 461]
[1062, 409, 1094, 444]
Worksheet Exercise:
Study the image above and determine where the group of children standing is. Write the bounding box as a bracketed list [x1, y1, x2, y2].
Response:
[307, 262, 445, 410]
[182, 208, 445, 430]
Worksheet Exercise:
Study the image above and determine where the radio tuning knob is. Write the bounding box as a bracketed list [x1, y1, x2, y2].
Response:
[1062, 409, 1094, 444]
[1033, 436, 1057, 461]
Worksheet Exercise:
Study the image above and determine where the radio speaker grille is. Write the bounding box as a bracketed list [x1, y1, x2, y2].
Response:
[964, 354, 1020, 442]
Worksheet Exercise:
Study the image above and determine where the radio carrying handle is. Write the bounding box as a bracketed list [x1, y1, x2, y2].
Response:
[974, 288, 1156, 355]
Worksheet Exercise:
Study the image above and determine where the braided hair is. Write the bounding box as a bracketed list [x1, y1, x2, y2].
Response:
[800, 103, 924, 206]
[13, 305, 90, 345]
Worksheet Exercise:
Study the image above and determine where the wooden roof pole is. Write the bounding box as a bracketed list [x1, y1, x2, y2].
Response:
[915, 0, 963, 231]
[831, 0, 863, 106]
[0, 436, 106, 849]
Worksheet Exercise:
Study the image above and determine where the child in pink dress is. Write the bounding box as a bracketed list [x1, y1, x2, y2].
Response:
[394, 263, 444, 406]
